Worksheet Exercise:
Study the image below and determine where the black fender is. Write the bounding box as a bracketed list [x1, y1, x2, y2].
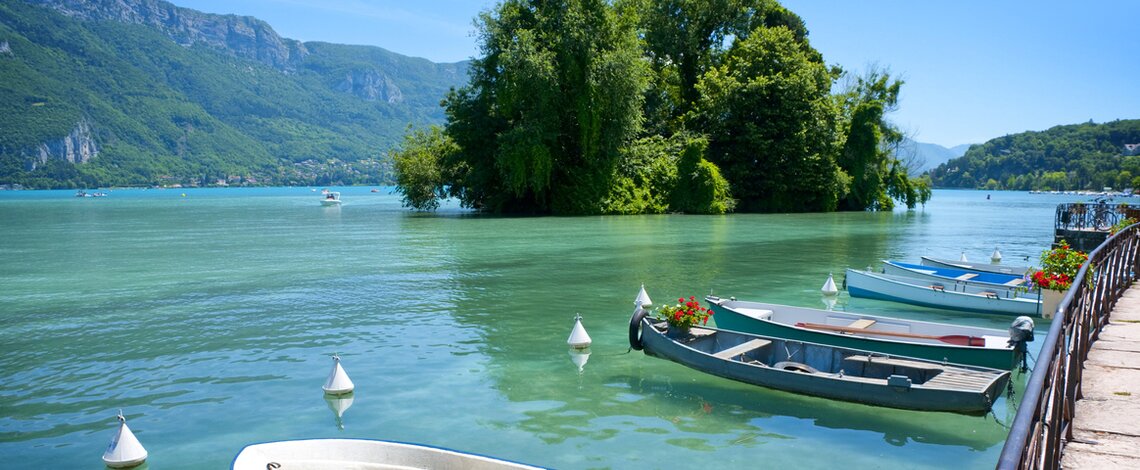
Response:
[629, 308, 649, 350]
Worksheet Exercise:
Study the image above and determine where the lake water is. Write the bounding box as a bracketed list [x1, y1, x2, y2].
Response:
[0, 187, 1100, 469]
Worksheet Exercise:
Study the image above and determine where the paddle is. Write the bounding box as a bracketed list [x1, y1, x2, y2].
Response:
[794, 322, 986, 347]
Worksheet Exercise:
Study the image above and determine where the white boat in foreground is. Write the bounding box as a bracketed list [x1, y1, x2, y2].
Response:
[232, 439, 545, 470]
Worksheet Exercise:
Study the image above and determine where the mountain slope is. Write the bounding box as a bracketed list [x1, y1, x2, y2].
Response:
[928, 120, 1140, 190]
[0, 0, 467, 188]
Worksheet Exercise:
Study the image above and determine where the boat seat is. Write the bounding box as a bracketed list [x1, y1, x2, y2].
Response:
[713, 338, 772, 359]
[956, 273, 978, 280]
[736, 308, 773, 321]
[847, 319, 876, 329]
[843, 355, 944, 372]
[1004, 278, 1025, 286]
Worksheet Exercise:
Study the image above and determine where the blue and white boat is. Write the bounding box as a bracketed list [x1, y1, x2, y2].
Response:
[919, 256, 1031, 276]
[845, 268, 1041, 317]
[881, 260, 1034, 290]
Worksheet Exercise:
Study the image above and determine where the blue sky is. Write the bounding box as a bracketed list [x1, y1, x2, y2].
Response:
[169, 0, 1138, 148]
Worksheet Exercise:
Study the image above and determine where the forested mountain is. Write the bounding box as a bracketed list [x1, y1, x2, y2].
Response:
[0, 0, 468, 189]
[929, 120, 1140, 191]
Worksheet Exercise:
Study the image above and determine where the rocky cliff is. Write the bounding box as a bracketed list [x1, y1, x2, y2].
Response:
[33, 119, 98, 169]
[27, 0, 308, 71]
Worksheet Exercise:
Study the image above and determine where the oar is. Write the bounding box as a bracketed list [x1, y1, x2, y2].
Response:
[794, 322, 986, 347]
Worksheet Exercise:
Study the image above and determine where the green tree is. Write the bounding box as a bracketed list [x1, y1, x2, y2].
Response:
[835, 68, 913, 211]
[638, 0, 806, 131]
[440, 0, 647, 214]
[391, 126, 456, 211]
[689, 26, 840, 212]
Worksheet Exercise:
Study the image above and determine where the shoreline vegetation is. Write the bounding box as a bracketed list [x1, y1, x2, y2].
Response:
[391, 0, 931, 215]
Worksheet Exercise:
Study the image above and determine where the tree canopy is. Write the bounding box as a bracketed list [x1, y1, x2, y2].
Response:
[394, 0, 928, 215]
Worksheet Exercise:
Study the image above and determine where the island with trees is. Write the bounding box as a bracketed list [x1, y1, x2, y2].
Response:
[393, 0, 931, 215]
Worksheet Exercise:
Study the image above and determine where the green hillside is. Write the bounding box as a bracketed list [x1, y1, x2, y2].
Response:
[0, 0, 467, 189]
[929, 120, 1140, 191]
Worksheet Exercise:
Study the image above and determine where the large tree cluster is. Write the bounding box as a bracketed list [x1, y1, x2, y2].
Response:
[394, 0, 929, 214]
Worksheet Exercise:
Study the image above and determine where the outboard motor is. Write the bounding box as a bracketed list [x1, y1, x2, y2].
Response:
[1009, 316, 1035, 373]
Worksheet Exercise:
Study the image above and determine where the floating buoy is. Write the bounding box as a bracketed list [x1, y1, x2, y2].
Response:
[568, 349, 591, 373]
[960, 252, 968, 262]
[323, 354, 355, 395]
[567, 313, 592, 349]
[634, 284, 652, 308]
[325, 392, 355, 430]
[991, 247, 1003, 263]
[821, 273, 839, 296]
[102, 410, 147, 468]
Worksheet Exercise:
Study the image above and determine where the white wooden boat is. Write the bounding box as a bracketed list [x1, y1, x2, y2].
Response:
[846, 268, 1041, 316]
[919, 256, 1031, 276]
[232, 439, 544, 470]
[630, 310, 1010, 414]
[881, 260, 1035, 291]
[321, 191, 342, 206]
[704, 297, 1023, 370]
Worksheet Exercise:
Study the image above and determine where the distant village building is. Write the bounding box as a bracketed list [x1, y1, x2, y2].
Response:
[1125, 143, 1140, 156]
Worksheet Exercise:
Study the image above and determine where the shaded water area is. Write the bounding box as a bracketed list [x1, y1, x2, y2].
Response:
[0, 188, 1097, 469]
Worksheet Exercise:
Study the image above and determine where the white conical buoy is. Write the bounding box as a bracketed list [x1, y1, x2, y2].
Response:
[102, 410, 147, 468]
[568, 348, 591, 373]
[821, 273, 839, 296]
[634, 284, 652, 308]
[323, 354, 355, 395]
[960, 252, 968, 262]
[567, 314, 592, 349]
[991, 247, 1003, 263]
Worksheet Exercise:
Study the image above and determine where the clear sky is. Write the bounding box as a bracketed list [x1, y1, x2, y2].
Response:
[168, 0, 1139, 148]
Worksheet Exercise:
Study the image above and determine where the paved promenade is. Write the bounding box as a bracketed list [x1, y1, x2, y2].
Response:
[1061, 287, 1140, 468]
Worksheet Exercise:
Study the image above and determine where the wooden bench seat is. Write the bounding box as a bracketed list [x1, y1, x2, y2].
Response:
[843, 354, 945, 371]
[1004, 278, 1025, 286]
[956, 273, 979, 280]
[713, 339, 772, 359]
[847, 319, 876, 329]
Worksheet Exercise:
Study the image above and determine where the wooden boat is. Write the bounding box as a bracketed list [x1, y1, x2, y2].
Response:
[919, 256, 1031, 276]
[232, 439, 544, 470]
[845, 268, 1041, 317]
[881, 260, 1036, 290]
[704, 297, 1023, 370]
[630, 310, 1011, 414]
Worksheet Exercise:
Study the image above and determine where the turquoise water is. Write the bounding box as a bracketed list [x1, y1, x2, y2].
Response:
[0, 188, 1096, 469]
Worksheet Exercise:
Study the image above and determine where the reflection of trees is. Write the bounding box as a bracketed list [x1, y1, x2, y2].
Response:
[492, 361, 1007, 452]
[433, 211, 1009, 460]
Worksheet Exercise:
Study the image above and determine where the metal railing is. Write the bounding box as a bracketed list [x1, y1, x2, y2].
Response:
[1054, 202, 1137, 232]
[996, 223, 1140, 469]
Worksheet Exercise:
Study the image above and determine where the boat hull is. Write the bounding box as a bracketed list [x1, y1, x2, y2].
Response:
[920, 256, 1030, 276]
[706, 297, 1018, 370]
[638, 317, 1009, 414]
[232, 439, 544, 470]
[881, 260, 1033, 290]
[846, 268, 1040, 317]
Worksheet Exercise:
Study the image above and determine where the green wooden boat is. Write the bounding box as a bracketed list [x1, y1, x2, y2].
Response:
[705, 296, 1028, 370]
